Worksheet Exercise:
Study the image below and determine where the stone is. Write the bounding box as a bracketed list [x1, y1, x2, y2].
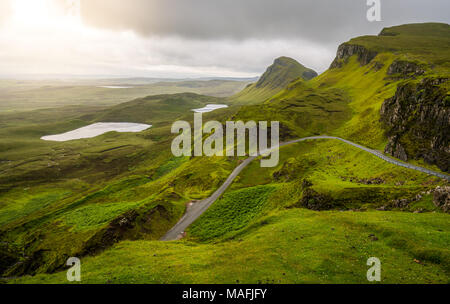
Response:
[433, 186, 450, 213]
[330, 43, 378, 69]
[380, 77, 449, 172]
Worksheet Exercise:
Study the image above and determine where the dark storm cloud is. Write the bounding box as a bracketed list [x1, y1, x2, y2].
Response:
[80, 0, 450, 44]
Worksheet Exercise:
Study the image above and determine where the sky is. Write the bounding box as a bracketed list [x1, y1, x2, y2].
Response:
[0, 0, 449, 79]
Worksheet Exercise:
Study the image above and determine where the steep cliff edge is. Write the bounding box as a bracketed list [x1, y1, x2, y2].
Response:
[380, 77, 449, 172]
[330, 43, 378, 69]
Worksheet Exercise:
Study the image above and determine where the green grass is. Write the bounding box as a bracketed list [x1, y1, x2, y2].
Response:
[0, 189, 71, 226]
[61, 202, 142, 232]
[11, 209, 449, 284]
[189, 185, 276, 242]
[353, 23, 450, 73]
[232, 81, 352, 140]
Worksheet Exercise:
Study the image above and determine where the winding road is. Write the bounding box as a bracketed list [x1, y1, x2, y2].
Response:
[161, 136, 450, 241]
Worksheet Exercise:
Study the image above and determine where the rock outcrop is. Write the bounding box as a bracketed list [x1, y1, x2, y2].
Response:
[330, 43, 378, 69]
[380, 77, 449, 172]
[433, 186, 450, 213]
[299, 188, 334, 211]
[384, 136, 408, 161]
[387, 60, 426, 77]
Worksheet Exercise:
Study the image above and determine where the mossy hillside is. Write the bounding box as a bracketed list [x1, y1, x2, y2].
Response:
[311, 54, 398, 149]
[0, 143, 241, 275]
[313, 23, 450, 152]
[353, 23, 450, 73]
[12, 209, 450, 284]
[233, 23, 449, 158]
[232, 81, 352, 140]
[228, 140, 444, 211]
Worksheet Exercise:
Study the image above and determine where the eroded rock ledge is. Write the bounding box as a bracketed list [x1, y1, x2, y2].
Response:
[380, 77, 449, 172]
[330, 43, 378, 69]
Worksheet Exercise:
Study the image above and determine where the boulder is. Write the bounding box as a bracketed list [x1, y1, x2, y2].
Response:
[433, 186, 450, 213]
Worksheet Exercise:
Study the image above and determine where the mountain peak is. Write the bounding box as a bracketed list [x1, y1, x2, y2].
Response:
[273, 56, 299, 65]
[230, 56, 317, 105]
[255, 57, 317, 89]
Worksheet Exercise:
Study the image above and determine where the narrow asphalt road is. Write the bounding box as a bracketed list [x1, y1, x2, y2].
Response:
[161, 136, 449, 241]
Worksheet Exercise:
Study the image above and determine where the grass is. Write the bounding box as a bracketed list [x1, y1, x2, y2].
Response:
[189, 185, 276, 242]
[233, 81, 352, 140]
[11, 209, 450, 284]
[1, 23, 449, 283]
[61, 201, 142, 232]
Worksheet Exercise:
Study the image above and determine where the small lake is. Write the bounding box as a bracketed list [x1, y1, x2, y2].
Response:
[97, 86, 134, 89]
[41, 123, 152, 142]
[192, 104, 229, 113]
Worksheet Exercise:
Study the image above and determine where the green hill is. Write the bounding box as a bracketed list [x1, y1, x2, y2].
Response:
[230, 56, 318, 105]
[233, 23, 450, 172]
[2, 23, 450, 284]
[95, 92, 225, 126]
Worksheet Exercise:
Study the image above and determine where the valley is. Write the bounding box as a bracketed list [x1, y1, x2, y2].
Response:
[0, 23, 449, 284]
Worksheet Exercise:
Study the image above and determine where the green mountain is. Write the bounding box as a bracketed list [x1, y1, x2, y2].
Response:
[2, 23, 450, 284]
[234, 23, 450, 171]
[230, 56, 317, 105]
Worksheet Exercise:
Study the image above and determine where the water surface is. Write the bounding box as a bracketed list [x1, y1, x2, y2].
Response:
[192, 104, 229, 113]
[41, 122, 152, 142]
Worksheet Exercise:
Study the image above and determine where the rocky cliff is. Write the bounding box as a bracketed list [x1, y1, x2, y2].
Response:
[330, 43, 378, 69]
[380, 77, 449, 172]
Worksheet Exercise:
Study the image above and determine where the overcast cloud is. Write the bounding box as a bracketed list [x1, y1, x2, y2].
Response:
[0, 0, 449, 78]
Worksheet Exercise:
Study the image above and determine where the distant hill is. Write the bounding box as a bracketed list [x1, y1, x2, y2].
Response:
[95, 92, 225, 125]
[230, 56, 317, 105]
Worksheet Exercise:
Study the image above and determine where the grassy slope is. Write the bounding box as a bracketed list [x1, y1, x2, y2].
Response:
[0, 93, 239, 275]
[12, 138, 449, 283]
[13, 209, 449, 284]
[319, 23, 449, 146]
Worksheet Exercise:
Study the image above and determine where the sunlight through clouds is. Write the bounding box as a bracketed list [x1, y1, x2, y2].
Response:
[0, 0, 449, 78]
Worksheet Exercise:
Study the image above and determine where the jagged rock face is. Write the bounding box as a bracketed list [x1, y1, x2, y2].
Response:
[384, 136, 408, 161]
[433, 186, 450, 213]
[330, 43, 378, 69]
[387, 60, 426, 78]
[380, 77, 450, 171]
[299, 188, 334, 211]
[302, 70, 319, 81]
